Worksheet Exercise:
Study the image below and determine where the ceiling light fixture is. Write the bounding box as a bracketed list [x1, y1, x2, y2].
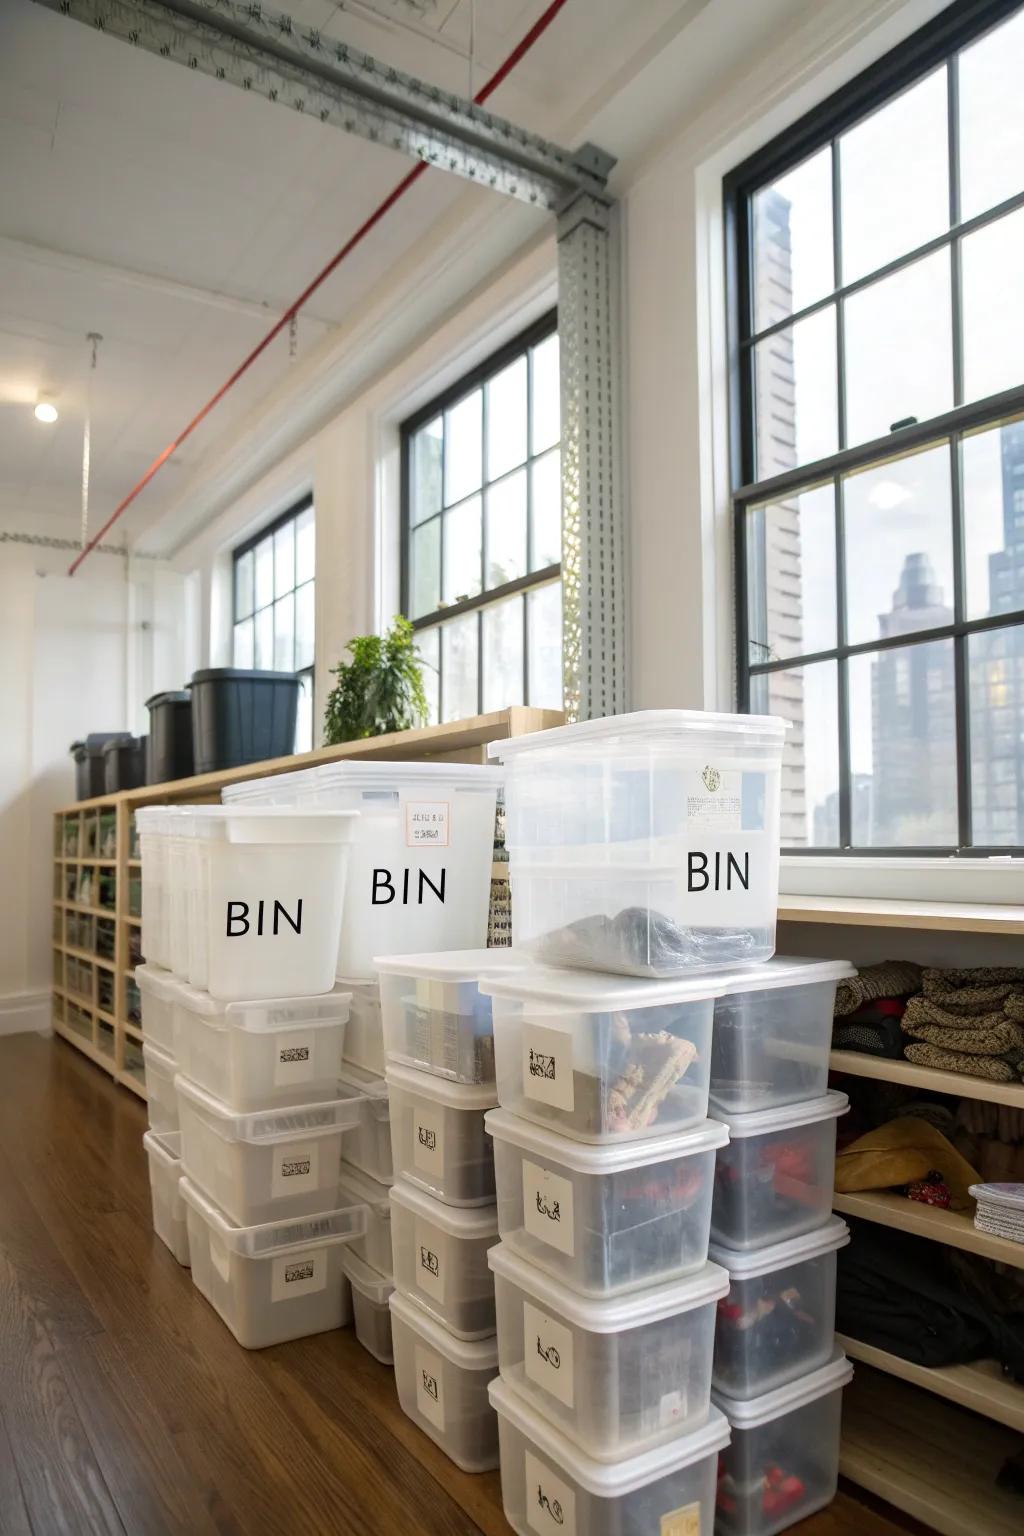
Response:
[34, 400, 58, 424]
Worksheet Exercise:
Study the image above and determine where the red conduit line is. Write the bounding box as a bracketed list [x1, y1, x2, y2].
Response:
[69, 0, 572, 575]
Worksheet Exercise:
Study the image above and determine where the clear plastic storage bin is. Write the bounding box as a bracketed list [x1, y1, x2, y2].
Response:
[341, 977, 385, 1075]
[390, 1179, 498, 1340]
[136, 806, 172, 972]
[481, 966, 722, 1143]
[143, 1129, 189, 1265]
[386, 1061, 497, 1206]
[377, 948, 520, 1084]
[490, 1243, 728, 1459]
[143, 1039, 180, 1135]
[338, 1063, 392, 1184]
[390, 1290, 499, 1472]
[338, 1161, 393, 1276]
[490, 1376, 729, 1536]
[176, 1075, 365, 1226]
[341, 1249, 395, 1364]
[173, 983, 351, 1110]
[709, 958, 855, 1113]
[180, 1177, 364, 1348]
[710, 1218, 849, 1398]
[713, 1352, 852, 1536]
[491, 710, 786, 978]
[487, 1108, 727, 1295]
[711, 1092, 847, 1252]
[135, 964, 183, 1054]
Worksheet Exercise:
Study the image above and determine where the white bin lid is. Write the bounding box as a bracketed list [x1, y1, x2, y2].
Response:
[485, 1107, 728, 1173]
[221, 767, 321, 803]
[175, 982, 352, 1032]
[709, 1216, 849, 1279]
[338, 1160, 392, 1217]
[385, 1060, 498, 1111]
[388, 1179, 499, 1239]
[310, 760, 502, 791]
[714, 1089, 848, 1138]
[135, 964, 186, 1001]
[339, 1062, 388, 1101]
[175, 1075, 365, 1144]
[142, 1128, 182, 1166]
[373, 947, 521, 981]
[710, 955, 855, 996]
[339, 976, 383, 1004]
[969, 1181, 1024, 1212]
[478, 962, 727, 1009]
[179, 1175, 367, 1256]
[489, 1242, 728, 1331]
[488, 708, 787, 760]
[187, 805, 360, 845]
[143, 1039, 177, 1075]
[340, 1247, 394, 1302]
[488, 1376, 730, 1496]
[712, 1349, 853, 1429]
[389, 1288, 499, 1369]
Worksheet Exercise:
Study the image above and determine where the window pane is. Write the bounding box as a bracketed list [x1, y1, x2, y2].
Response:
[970, 623, 1024, 845]
[752, 146, 834, 332]
[233, 619, 254, 669]
[843, 445, 953, 646]
[295, 580, 315, 671]
[746, 482, 836, 665]
[254, 603, 274, 669]
[482, 597, 524, 711]
[531, 332, 560, 454]
[274, 520, 294, 598]
[411, 417, 443, 525]
[416, 626, 440, 726]
[273, 593, 295, 671]
[750, 661, 840, 846]
[844, 250, 952, 446]
[443, 496, 482, 605]
[962, 207, 1024, 404]
[531, 448, 561, 569]
[255, 535, 274, 610]
[485, 470, 527, 588]
[440, 612, 479, 723]
[294, 672, 313, 755]
[444, 390, 482, 504]
[527, 581, 562, 709]
[234, 549, 254, 620]
[959, 8, 1024, 221]
[410, 518, 440, 619]
[487, 356, 527, 479]
[839, 68, 949, 283]
[963, 416, 1024, 619]
[849, 638, 957, 845]
[755, 305, 837, 477]
[295, 505, 315, 584]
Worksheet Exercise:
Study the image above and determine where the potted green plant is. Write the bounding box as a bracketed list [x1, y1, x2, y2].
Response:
[323, 615, 431, 743]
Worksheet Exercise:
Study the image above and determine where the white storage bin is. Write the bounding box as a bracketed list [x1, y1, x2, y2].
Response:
[713, 1352, 853, 1536]
[711, 1092, 847, 1252]
[143, 1039, 180, 1135]
[491, 1375, 729, 1536]
[338, 1161, 393, 1276]
[710, 1218, 849, 1398]
[143, 1129, 189, 1265]
[390, 1290, 499, 1472]
[341, 977, 385, 1075]
[225, 762, 502, 980]
[376, 948, 520, 1085]
[339, 1063, 393, 1184]
[341, 1249, 395, 1363]
[487, 1109, 727, 1296]
[176, 1075, 364, 1226]
[136, 964, 183, 1054]
[173, 983, 350, 1111]
[387, 1061, 496, 1206]
[491, 710, 786, 978]
[709, 957, 855, 1114]
[180, 1176, 364, 1348]
[137, 806, 172, 972]
[390, 1179, 498, 1340]
[491, 1243, 727, 1460]
[482, 966, 722, 1144]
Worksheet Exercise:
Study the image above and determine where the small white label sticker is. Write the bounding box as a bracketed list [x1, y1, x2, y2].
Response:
[415, 1346, 445, 1430]
[270, 1249, 326, 1303]
[525, 1451, 576, 1536]
[272, 1029, 317, 1088]
[405, 801, 450, 848]
[521, 1023, 574, 1111]
[414, 1219, 445, 1302]
[522, 1160, 575, 1256]
[661, 1502, 701, 1536]
[412, 1103, 445, 1177]
[686, 767, 742, 832]
[271, 1140, 320, 1199]
[523, 1301, 574, 1409]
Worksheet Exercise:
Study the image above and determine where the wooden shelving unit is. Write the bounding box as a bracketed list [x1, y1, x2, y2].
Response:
[779, 892, 1024, 934]
[829, 1047, 1024, 1108]
[837, 1337, 1024, 1433]
[832, 1189, 1024, 1270]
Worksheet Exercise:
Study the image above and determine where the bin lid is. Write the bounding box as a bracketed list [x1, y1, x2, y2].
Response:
[711, 1349, 853, 1429]
[385, 1059, 497, 1111]
[710, 955, 856, 995]
[709, 1216, 849, 1279]
[374, 947, 521, 981]
[142, 1128, 182, 1166]
[102, 734, 142, 755]
[478, 961, 727, 1009]
[175, 980, 351, 1031]
[311, 760, 503, 789]
[388, 1179, 499, 1239]
[338, 1062, 388, 1101]
[489, 1242, 729, 1331]
[70, 731, 127, 759]
[337, 1160, 392, 1215]
[174, 1075, 365, 1143]
[135, 964, 187, 1002]
[190, 667, 301, 683]
[339, 1247, 394, 1302]
[485, 1107, 728, 1173]
[389, 1289, 499, 1369]
[144, 690, 192, 707]
[712, 1089, 848, 1138]
[179, 1175, 367, 1256]
[488, 708, 788, 761]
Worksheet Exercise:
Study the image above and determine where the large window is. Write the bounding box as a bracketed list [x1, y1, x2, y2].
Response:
[232, 497, 315, 752]
[401, 312, 563, 723]
[728, 0, 1024, 853]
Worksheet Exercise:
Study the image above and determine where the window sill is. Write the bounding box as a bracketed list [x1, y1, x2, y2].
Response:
[778, 892, 1024, 935]
[779, 853, 1023, 907]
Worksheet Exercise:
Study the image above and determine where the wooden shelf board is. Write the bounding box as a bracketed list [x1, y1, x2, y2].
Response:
[59, 944, 117, 973]
[58, 902, 117, 921]
[779, 893, 1024, 934]
[832, 1190, 1024, 1270]
[122, 915, 142, 927]
[829, 1049, 1024, 1107]
[127, 858, 141, 868]
[118, 1070, 148, 1102]
[58, 857, 116, 867]
[837, 1336, 1024, 1432]
[123, 1023, 143, 1043]
[96, 1008, 117, 1028]
[53, 1022, 115, 1077]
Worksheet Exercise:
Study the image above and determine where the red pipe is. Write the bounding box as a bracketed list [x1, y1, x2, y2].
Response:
[69, 0, 572, 574]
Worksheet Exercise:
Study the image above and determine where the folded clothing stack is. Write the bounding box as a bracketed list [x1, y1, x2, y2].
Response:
[831, 961, 922, 1058]
[901, 968, 1024, 1083]
[970, 1182, 1024, 1245]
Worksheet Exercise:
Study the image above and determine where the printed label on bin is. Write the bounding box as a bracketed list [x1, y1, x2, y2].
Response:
[415, 1346, 445, 1431]
[271, 1141, 320, 1199]
[661, 1503, 701, 1536]
[522, 1024, 574, 1112]
[686, 767, 742, 832]
[405, 801, 450, 848]
[680, 831, 775, 925]
[414, 1219, 445, 1302]
[522, 1161, 575, 1257]
[525, 1452, 576, 1536]
[523, 1301, 574, 1409]
[270, 1249, 326, 1303]
[413, 1104, 445, 1177]
[272, 1029, 317, 1088]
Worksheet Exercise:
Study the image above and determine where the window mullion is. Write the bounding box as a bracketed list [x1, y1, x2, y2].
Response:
[951, 429, 972, 848]
[834, 470, 852, 848]
[948, 51, 965, 408]
[831, 139, 847, 450]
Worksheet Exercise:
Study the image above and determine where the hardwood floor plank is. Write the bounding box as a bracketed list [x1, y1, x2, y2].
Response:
[0, 1404, 34, 1536]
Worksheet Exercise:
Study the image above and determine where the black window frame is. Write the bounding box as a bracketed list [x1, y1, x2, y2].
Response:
[231, 492, 315, 750]
[400, 309, 561, 721]
[725, 0, 1024, 856]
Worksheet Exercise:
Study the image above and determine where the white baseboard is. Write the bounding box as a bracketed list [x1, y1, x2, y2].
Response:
[0, 990, 52, 1037]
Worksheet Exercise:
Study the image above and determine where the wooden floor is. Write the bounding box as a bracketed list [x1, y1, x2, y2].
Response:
[0, 1033, 919, 1536]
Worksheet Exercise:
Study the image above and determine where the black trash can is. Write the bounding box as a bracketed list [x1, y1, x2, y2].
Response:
[70, 733, 127, 800]
[190, 668, 301, 774]
[103, 734, 147, 793]
[145, 690, 194, 784]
